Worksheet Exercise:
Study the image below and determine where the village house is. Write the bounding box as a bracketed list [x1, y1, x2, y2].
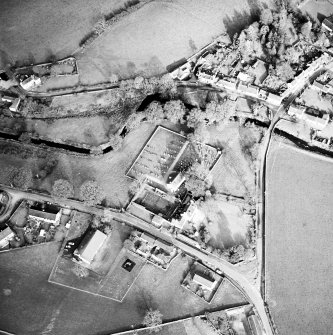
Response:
[289, 105, 330, 130]
[20, 75, 41, 91]
[193, 272, 217, 291]
[0, 226, 14, 250]
[250, 59, 268, 85]
[29, 207, 62, 226]
[74, 229, 107, 265]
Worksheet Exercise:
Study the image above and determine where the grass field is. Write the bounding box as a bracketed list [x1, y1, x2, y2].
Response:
[0, 243, 247, 335]
[195, 198, 252, 249]
[76, 0, 269, 84]
[265, 138, 333, 335]
[208, 122, 262, 198]
[0, 0, 128, 67]
[299, 0, 333, 22]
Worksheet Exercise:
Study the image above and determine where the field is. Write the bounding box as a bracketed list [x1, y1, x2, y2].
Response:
[299, 0, 333, 22]
[208, 122, 262, 198]
[194, 198, 252, 249]
[0, 243, 247, 335]
[265, 138, 333, 335]
[0, 122, 159, 208]
[0, 0, 129, 67]
[76, 0, 270, 84]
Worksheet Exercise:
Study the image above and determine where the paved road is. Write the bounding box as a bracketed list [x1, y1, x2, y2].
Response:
[256, 54, 333, 301]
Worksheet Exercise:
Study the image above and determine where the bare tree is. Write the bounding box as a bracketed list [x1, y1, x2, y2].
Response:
[143, 309, 163, 333]
[73, 263, 89, 279]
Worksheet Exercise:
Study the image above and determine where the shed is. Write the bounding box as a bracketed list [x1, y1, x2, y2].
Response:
[9, 98, 21, 112]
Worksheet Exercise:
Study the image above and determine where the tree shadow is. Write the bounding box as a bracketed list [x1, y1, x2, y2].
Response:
[223, 0, 261, 38]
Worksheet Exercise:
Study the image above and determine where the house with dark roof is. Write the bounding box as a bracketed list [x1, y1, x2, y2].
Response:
[250, 59, 268, 85]
[322, 15, 333, 33]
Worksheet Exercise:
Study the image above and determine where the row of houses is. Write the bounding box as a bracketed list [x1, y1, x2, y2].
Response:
[288, 105, 330, 131]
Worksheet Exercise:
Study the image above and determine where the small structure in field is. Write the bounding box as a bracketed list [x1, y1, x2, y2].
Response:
[74, 229, 107, 265]
[0, 226, 15, 250]
[9, 98, 21, 112]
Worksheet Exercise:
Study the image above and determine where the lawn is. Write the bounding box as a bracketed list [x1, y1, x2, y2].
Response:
[0, 0, 129, 67]
[299, 87, 333, 113]
[76, 0, 268, 84]
[208, 122, 262, 198]
[194, 198, 252, 249]
[265, 137, 333, 335]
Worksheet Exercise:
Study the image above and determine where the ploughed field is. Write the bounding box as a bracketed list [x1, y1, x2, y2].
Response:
[265, 138, 333, 335]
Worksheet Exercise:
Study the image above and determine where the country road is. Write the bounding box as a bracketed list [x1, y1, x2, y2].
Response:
[0, 184, 274, 335]
[1, 52, 332, 335]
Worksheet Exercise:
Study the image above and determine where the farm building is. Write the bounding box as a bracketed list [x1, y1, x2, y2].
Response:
[166, 172, 185, 193]
[74, 230, 107, 265]
[193, 272, 216, 291]
[0, 226, 15, 250]
[20, 75, 41, 91]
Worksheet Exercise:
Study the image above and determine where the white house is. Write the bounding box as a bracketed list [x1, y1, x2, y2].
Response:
[0, 227, 14, 249]
[20, 75, 41, 91]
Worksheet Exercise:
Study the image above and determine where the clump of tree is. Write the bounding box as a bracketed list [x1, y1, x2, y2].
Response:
[79, 180, 104, 205]
[38, 158, 58, 180]
[52, 179, 74, 198]
[142, 309, 163, 333]
[184, 162, 212, 197]
[72, 263, 89, 279]
[206, 311, 232, 335]
[9, 167, 32, 190]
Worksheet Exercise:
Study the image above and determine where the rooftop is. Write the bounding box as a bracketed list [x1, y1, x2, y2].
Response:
[74, 230, 107, 265]
[193, 272, 216, 290]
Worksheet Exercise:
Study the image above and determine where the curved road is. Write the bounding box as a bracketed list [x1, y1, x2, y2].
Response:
[1, 53, 332, 335]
